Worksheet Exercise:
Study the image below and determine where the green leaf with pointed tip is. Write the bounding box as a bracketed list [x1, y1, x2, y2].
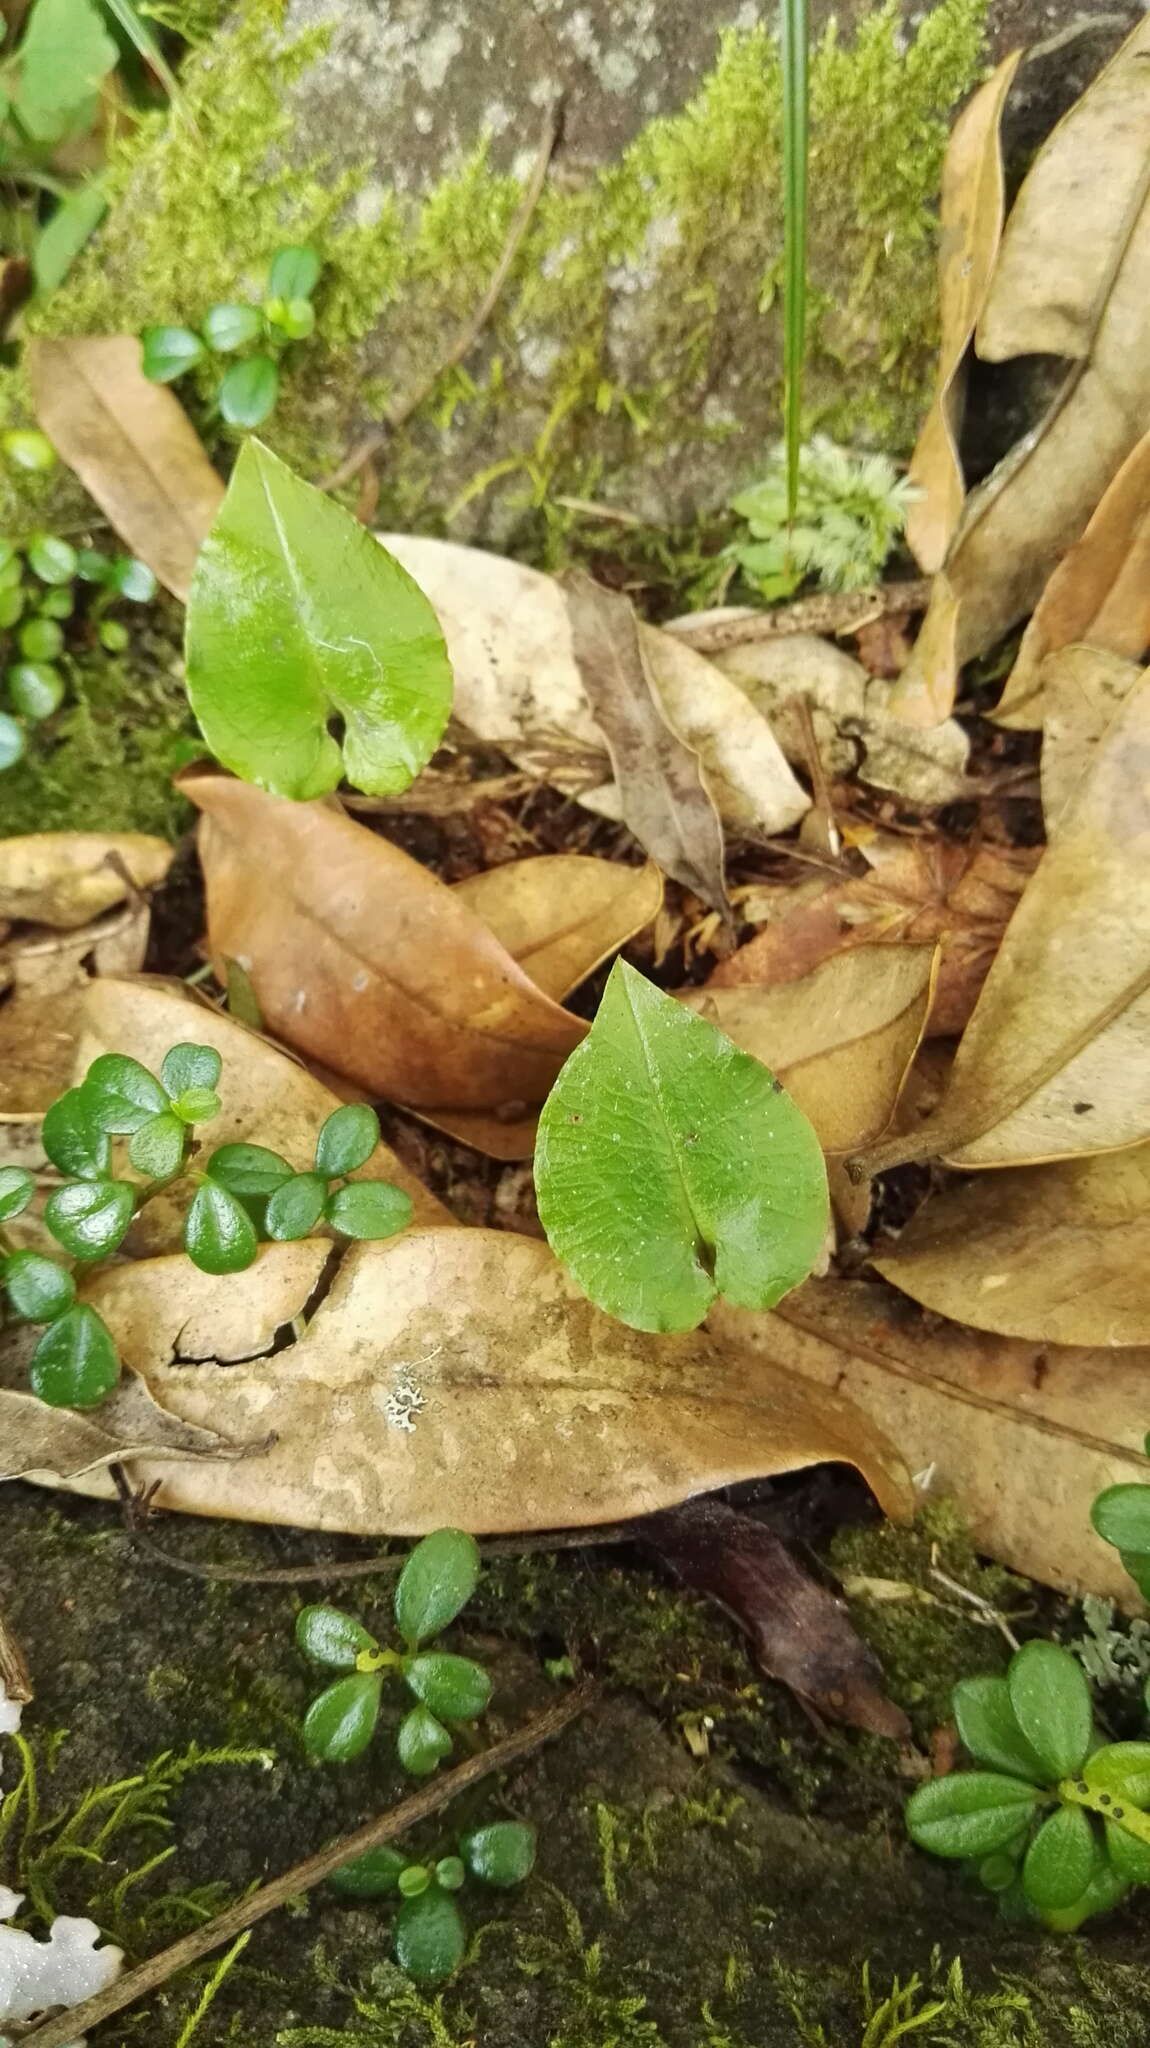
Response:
[1105, 1820, 1150, 1885]
[128, 1110, 186, 1181]
[0, 1167, 35, 1222]
[393, 1886, 466, 1986]
[325, 1180, 413, 1242]
[394, 1528, 481, 1647]
[1084, 1743, 1150, 1809]
[1023, 1805, 1097, 1914]
[905, 1773, 1040, 1860]
[160, 1043, 223, 1098]
[3, 1251, 74, 1322]
[329, 1845, 408, 1897]
[1008, 1641, 1092, 1781]
[1092, 1485, 1150, 1558]
[184, 1180, 259, 1274]
[396, 1705, 452, 1777]
[302, 1672, 382, 1762]
[268, 245, 321, 301]
[459, 1821, 536, 1888]
[202, 303, 263, 353]
[82, 1053, 168, 1134]
[141, 324, 205, 383]
[41, 1089, 110, 1179]
[953, 1676, 1049, 1785]
[405, 1653, 492, 1722]
[29, 1304, 120, 1408]
[535, 960, 829, 1334]
[44, 1178, 135, 1260]
[206, 1143, 294, 1197]
[185, 440, 453, 799]
[315, 1103, 379, 1178]
[218, 355, 279, 429]
[295, 1604, 378, 1671]
[265, 1171, 327, 1241]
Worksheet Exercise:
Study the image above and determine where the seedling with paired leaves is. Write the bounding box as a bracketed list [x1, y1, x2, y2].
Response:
[296, 1530, 493, 1774]
[0, 1045, 412, 1409]
[329, 1820, 536, 1986]
[142, 246, 323, 429]
[906, 1639, 1150, 1930]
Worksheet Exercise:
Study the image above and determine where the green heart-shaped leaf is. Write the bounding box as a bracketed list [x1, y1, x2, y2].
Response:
[404, 1653, 492, 1722]
[302, 1673, 382, 1762]
[535, 959, 828, 1333]
[160, 1043, 223, 1098]
[44, 1178, 135, 1260]
[329, 1845, 409, 1897]
[325, 1180, 413, 1242]
[1007, 1641, 1092, 1781]
[3, 1251, 75, 1321]
[295, 1604, 379, 1670]
[396, 1705, 452, 1777]
[1092, 1485, 1150, 1558]
[459, 1821, 536, 1888]
[268, 245, 321, 301]
[394, 1528, 481, 1647]
[185, 440, 453, 799]
[82, 1053, 169, 1133]
[206, 1143, 294, 1196]
[184, 1180, 259, 1274]
[952, 1676, 1049, 1784]
[393, 1885, 466, 1985]
[29, 1304, 120, 1408]
[315, 1103, 380, 1178]
[1023, 1805, 1097, 1914]
[202, 303, 263, 353]
[905, 1772, 1040, 1860]
[0, 1167, 35, 1223]
[41, 1089, 110, 1179]
[172, 1086, 222, 1126]
[265, 1171, 327, 1241]
[128, 1110, 187, 1181]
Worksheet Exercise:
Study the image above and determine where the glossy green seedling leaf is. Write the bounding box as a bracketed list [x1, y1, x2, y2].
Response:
[7, 662, 63, 720]
[128, 1110, 186, 1180]
[82, 1053, 168, 1134]
[172, 1086, 222, 1125]
[184, 1180, 259, 1274]
[44, 1178, 135, 1260]
[1092, 1483, 1150, 1558]
[535, 959, 829, 1333]
[405, 1652, 492, 1722]
[185, 440, 453, 799]
[15, 0, 116, 143]
[207, 1143, 294, 1196]
[0, 712, 22, 769]
[1023, 1805, 1097, 1914]
[325, 1180, 413, 1241]
[394, 1528, 481, 1647]
[393, 1885, 466, 1985]
[110, 556, 158, 603]
[435, 1856, 465, 1892]
[3, 1251, 75, 1321]
[267, 245, 321, 301]
[1008, 1641, 1092, 1781]
[295, 1604, 379, 1670]
[202, 304, 263, 353]
[26, 534, 77, 584]
[29, 1304, 120, 1408]
[302, 1672, 382, 1761]
[0, 1168, 35, 1222]
[396, 1705, 452, 1776]
[18, 618, 63, 662]
[161, 1043, 222, 1097]
[329, 1844, 408, 1896]
[953, 1676, 1049, 1785]
[41, 1089, 110, 1179]
[219, 356, 279, 428]
[459, 1821, 536, 1888]
[315, 1103, 379, 1177]
[141, 324, 205, 382]
[905, 1772, 1040, 1861]
[265, 1171, 327, 1241]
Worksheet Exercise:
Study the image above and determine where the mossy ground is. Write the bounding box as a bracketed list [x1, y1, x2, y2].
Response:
[4, 1485, 1150, 2048]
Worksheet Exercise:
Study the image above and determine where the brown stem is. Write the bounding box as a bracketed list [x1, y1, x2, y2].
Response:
[116, 1514, 638, 1586]
[666, 579, 934, 653]
[19, 1682, 596, 2048]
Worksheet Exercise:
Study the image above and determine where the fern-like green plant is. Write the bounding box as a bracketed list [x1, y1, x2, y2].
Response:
[727, 437, 915, 601]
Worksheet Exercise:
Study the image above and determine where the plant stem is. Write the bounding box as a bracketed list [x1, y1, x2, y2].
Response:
[780, 0, 809, 529]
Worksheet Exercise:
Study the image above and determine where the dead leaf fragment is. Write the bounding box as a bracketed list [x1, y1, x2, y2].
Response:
[0, 1377, 252, 1483]
[453, 856, 662, 1002]
[1039, 647, 1143, 832]
[0, 831, 172, 928]
[907, 51, 1022, 573]
[50, 1230, 910, 1534]
[563, 574, 729, 912]
[28, 335, 225, 601]
[0, 897, 152, 1125]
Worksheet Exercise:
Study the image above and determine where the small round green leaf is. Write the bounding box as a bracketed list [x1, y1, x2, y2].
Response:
[952, 1676, 1049, 1785]
[1083, 1742, 1150, 1809]
[7, 661, 63, 720]
[29, 1304, 120, 1409]
[1105, 1819, 1150, 1885]
[3, 429, 55, 473]
[18, 616, 63, 662]
[0, 586, 24, 630]
[315, 1103, 380, 1178]
[1007, 1641, 1093, 1781]
[1023, 1804, 1097, 1914]
[173, 1086, 222, 1125]
[435, 1856, 465, 1893]
[394, 1528, 481, 1647]
[0, 1166, 35, 1222]
[280, 297, 316, 340]
[202, 303, 263, 353]
[128, 1110, 187, 1181]
[0, 550, 20, 586]
[98, 620, 130, 654]
[3, 1251, 75, 1321]
[219, 355, 279, 428]
[184, 1180, 259, 1274]
[37, 587, 73, 619]
[396, 1705, 452, 1777]
[268, 245, 321, 301]
[76, 549, 112, 583]
[265, 1171, 327, 1241]
[161, 1043, 223, 1098]
[1040, 1855, 1129, 1933]
[398, 1863, 431, 1899]
[206, 1142, 294, 1196]
[44, 1178, 135, 1260]
[295, 1604, 379, 1670]
[41, 1089, 110, 1179]
[82, 1053, 169, 1133]
[459, 1821, 536, 1889]
[302, 1672, 382, 1763]
[1121, 1551, 1150, 1602]
[0, 711, 23, 769]
[141, 324, 205, 382]
[329, 1845, 408, 1897]
[905, 1773, 1040, 1860]
[109, 557, 157, 603]
[26, 535, 77, 585]
[535, 960, 829, 1334]
[405, 1653, 492, 1722]
[393, 1886, 466, 1986]
[1092, 1484, 1150, 1557]
[978, 1851, 1019, 1894]
[325, 1180, 413, 1242]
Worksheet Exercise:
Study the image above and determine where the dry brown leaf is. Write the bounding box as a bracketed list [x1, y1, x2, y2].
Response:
[858, 666, 1150, 1174]
[185, 771, 585, 1117]
[709, 837, 1036, 1040]
[379, 535, 810, 837]
[0, 1373, 257, 1484]
[1039, 646, 1143, 831]
[27, 335, 225, 602]
[997, 434, 1150, 727]
[977, 19, 1150, 363]
[563, 574, 729, 912]
[709, 1275, 1150, 1602]
[0, 831, 172, 928]
[906, 51, 1022, 574]
[453, 856, 662, 1002]
[875, 1146, 1150, 1347]
[47, 1229, 910, 1533]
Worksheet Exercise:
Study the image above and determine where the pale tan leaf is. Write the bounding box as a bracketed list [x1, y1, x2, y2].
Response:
[907, 51, 1022, 573]
[0, 1376, 255, 1483]
[977, 19, 1150, 363]
[875, 1146, 1150, 1347]
[28, 336, 225, 601]
[0, 831, 172, 928]
[51, 1230, 910, 1534]
[997, 434, 1150, 728]
[453, 856, 663, 1003]
[1039, 646, 1143, 832]
[710, 1275, 1150, 1602]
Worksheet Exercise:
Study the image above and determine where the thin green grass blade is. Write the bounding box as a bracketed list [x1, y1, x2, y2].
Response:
[100, 0, 183, 104]
[780, 0, 809, 528]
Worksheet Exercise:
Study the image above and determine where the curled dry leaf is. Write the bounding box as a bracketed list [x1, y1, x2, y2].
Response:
[0, 831, 172, 928]
[452, 856, 662, 1003]
[379, 535, 809, 838]
[51, 1230, 910, 1534]
[27, 335, 225, 601]
[709, 1275, 1150, 1603]
[0, 1376, 253, 1484]
[1039, 647, 1142, 833]
[906, 51, 1022, 574]
[709, 836, 1036, 1041]
[858, 665, 1150, 1174]
[875, 1146, 1150, 1348]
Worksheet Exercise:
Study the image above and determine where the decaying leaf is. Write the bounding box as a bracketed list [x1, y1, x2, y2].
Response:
[563, 573, 729, 913]
[0, 831, 172, 928]
[641, 1498, 910, 1737]
[875, 1147, 1150, 1348]
[997, 434, 1150, 728]
[0, 897, 152, 1131]
[185, 771, 586, 1118]
[27, 335, 225, 601]
[0, 1375, 254, 1483]
[858, 665, 1150, 1173]
[906, 51, 1022, 574]
[1038, 647, 1143, 832]
[49, 1229, 909, 1533]
[379, 535, 809, 838]
[709, 1275, 1150, 1603]
[709, 837, 1036, 1040]
[453, 856, 662, 1002]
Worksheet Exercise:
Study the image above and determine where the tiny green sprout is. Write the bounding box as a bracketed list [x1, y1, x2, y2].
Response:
[139, 244, 323, 431]
[2, 430, 55, 474]
[328, 1822, 536, 1985]
[906, 1638, 1150, 1930]
[211, 1099, 413, 1246]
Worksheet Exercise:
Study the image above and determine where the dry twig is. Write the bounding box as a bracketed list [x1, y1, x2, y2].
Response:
[667, 579, 934, 653]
